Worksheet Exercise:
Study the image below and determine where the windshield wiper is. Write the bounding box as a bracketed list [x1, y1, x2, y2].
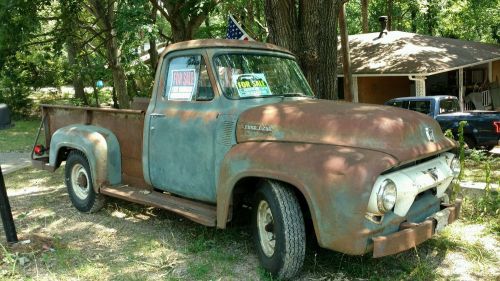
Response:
[281, 93, 306, 97]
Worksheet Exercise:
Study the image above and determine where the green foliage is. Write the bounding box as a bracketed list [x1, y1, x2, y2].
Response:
[346, 0, 500, 44]
[462, 190, 500, 234]
[444, 128, 454, 139]
[1, 0, 498, 113]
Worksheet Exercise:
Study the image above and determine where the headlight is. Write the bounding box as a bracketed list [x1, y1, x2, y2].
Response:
[450, 157, 460, 176]
[377, 179, 397, 213]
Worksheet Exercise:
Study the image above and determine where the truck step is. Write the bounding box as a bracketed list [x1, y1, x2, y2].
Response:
[100, 185, 217, 227]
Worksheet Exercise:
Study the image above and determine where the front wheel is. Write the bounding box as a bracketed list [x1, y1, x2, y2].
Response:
[253, 180, 306, 280]
[65, 151, 106, 213]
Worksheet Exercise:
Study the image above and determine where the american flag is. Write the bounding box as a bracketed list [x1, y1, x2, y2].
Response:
[226, 14, 253, 41]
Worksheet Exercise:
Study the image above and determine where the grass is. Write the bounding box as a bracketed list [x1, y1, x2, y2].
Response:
[0, 120, 40, 153]
[0, 167, 499, 280]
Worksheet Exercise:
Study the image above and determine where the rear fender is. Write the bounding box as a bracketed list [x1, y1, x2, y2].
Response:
[49, 125, 121, 191]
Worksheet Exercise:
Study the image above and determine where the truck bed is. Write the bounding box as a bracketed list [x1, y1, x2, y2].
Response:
[38, 104, 149, 188]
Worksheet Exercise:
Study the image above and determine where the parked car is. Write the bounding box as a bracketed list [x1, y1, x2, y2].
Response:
[385, 96, 500, 150]
[32, 40, 461, 279]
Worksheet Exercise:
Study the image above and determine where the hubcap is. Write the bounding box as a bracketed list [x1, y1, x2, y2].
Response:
[71, 164, 90, 200]
[257, 200, 275, 257]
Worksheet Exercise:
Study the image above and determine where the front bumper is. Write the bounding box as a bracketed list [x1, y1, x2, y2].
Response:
[372, 198, 462, 258]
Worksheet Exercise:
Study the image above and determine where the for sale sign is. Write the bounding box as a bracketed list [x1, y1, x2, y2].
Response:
[168, 69, 197, 100]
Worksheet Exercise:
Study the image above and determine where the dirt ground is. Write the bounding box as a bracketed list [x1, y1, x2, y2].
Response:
[1, 167, 499, 281]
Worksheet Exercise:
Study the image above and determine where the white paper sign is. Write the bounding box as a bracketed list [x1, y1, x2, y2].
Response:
[168, 69, 197, 100]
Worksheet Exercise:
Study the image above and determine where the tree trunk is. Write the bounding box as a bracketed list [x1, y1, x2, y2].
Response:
[410, 6, 417, 33]
[361, 0, 369, 33]
[317, 1, 341, 100]
[264, 0, 298, 52]
[299, 0, 320, 94]
[148, 6, 159, 73]
[265, 0, 343, 100]
[387, 0, 393, 31]
[105, 33, 130, 108]
[66, 41, 88, 105]
[339, 3, 353, 101]
[61, 1, 87, 105]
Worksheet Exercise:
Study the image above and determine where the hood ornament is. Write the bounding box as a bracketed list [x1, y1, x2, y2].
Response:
[424, 127, 435, 142]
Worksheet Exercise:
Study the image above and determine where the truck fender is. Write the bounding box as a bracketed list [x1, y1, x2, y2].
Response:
[49, 125, 122, 191]
[216, 142, 398, 253]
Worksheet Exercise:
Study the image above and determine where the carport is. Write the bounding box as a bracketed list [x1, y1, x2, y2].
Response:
[337, 31, 500, 110]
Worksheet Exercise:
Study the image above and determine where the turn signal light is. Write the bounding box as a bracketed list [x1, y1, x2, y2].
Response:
[34, 145, 45, 156]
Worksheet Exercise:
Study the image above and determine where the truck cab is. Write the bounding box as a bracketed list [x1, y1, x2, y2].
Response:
[32, 40, 462, 279]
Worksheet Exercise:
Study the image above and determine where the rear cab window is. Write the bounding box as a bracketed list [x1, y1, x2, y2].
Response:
[439, 99, 459, 114]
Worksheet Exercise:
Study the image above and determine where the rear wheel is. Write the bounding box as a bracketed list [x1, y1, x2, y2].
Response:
[253, 180, 306, 280]
[65, 151, 105, 213]
[463, 135, 476, 150]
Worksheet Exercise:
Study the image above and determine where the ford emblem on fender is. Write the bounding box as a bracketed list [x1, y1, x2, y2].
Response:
[425, 127, 435, 142]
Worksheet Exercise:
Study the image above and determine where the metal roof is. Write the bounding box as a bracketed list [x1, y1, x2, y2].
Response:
[338, 31, 500, 76]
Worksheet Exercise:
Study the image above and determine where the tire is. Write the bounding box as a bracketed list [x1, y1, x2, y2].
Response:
[65, 150, 106, 213]
[463, 135, 476, 150]
[252, 180, 306, 280]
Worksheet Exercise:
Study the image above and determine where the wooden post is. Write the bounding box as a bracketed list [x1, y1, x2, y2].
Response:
[0, 167, 18, 243]
[415, 78, 426, 97]
[352, 76, 359, 103]
[459, 68, 464, 111]
[339, 3, 354, 102]
[488, 61, 493, 83]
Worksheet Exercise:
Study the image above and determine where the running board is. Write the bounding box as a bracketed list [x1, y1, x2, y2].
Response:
[100, 185, 216, 227]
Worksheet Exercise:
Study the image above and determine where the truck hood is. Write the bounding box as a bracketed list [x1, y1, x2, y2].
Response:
[236, 99, 456, 163]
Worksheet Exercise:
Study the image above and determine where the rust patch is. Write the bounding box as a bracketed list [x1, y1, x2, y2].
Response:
[372, 199, 462, 258]
[236, 100, 456, 163]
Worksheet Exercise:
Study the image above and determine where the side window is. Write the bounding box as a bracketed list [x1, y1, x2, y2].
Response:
[409, 101, 431, 115]
[388, 101, 404, 108]
[165, 55, 201, 101]
[164, 55, 214, 101]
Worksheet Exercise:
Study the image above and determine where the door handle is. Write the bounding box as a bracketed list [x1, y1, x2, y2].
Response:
[150, 113, 165, 118]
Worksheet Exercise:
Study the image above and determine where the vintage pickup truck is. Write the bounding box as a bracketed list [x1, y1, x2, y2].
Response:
[32, 39, 461, 279]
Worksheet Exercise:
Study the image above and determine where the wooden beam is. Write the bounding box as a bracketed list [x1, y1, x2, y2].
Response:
[459, 68, 464, 111]
[339, 3, 353, 102]
[352, 76, 359, 102]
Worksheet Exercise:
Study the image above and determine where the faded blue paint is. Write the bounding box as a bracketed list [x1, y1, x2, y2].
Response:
[50, 125, 121, 189]
[143, 48, 291, 203]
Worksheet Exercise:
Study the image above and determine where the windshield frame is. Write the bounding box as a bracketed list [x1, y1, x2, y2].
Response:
[210, 51, 314, 100]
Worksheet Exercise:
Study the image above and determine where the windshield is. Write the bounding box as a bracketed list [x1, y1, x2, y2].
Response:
[213, 54, 314, 99]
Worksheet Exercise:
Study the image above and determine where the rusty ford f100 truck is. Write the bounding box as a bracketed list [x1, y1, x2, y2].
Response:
[31, 39, 462, 279]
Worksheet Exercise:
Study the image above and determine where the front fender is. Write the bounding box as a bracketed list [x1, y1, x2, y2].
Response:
[49, 125, 121, 190]
[217, 142, 398, 254]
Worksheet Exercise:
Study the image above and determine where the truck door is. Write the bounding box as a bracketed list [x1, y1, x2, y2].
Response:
[148, 52, 219, 202]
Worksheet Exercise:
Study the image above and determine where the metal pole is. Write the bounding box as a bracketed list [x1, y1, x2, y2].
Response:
[0, 166, 18, 243]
